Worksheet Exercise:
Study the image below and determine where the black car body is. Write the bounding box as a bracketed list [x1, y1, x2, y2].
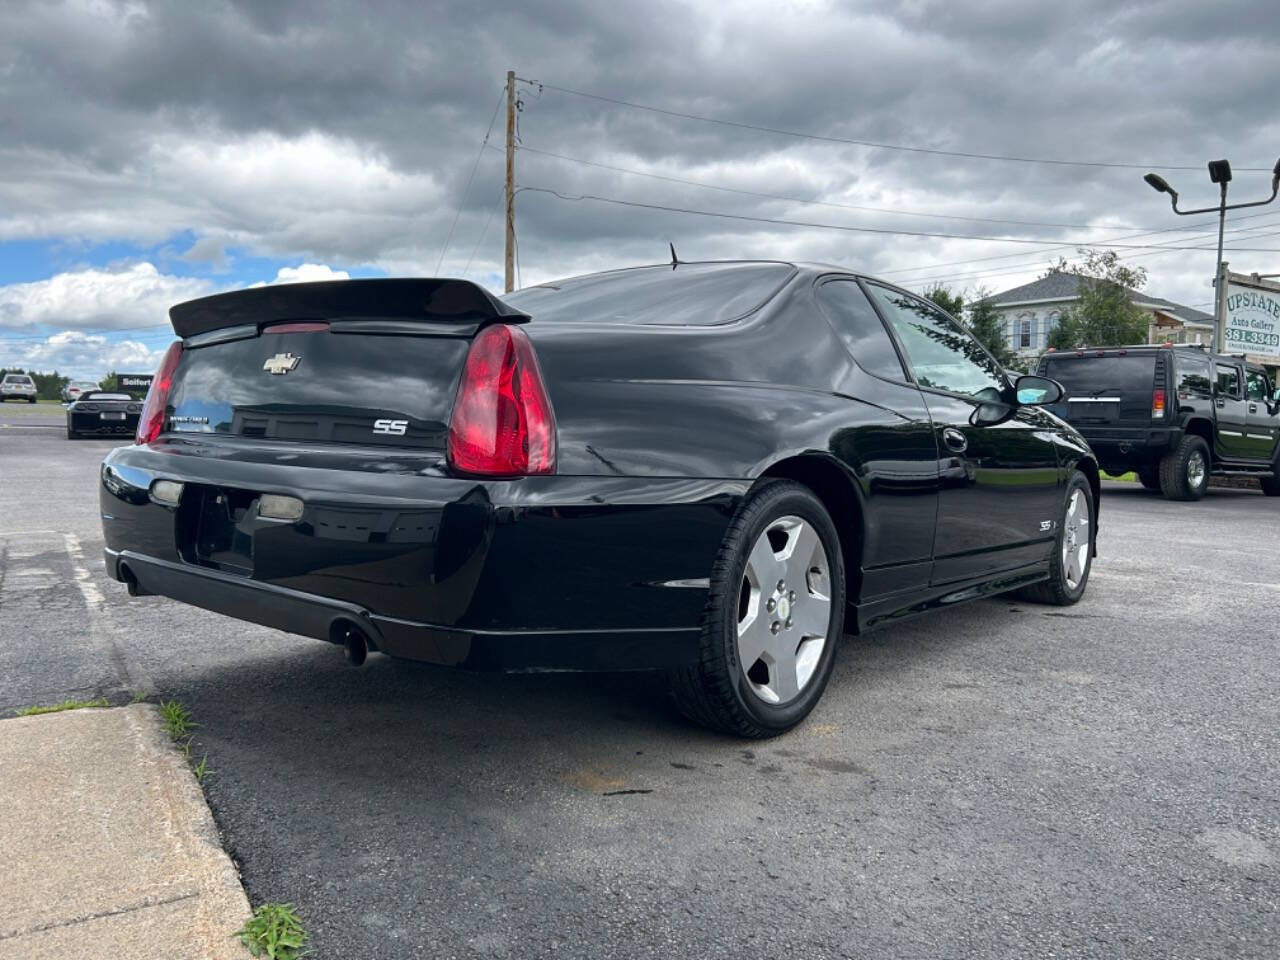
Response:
[1037, 345, 1280, 499]
[68, 391, 143, 439]
[100, 263, 1101, 735]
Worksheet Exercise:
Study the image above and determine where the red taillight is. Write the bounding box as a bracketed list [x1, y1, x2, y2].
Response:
[1152, 388, 1166, 418]
[135, 341, 183, 445]
[447, 324, 555, 476]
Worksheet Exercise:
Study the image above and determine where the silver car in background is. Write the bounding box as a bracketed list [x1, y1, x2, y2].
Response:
[1, 373, 38, 403]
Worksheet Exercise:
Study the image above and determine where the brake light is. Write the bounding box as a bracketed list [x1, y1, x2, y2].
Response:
[1152, 388, 1166, 418]
[135, 341, 183, 444]
[448, 324, 555, 476]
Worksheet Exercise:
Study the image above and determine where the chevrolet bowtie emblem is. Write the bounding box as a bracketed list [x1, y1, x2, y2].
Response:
[263, 353, 301, 375]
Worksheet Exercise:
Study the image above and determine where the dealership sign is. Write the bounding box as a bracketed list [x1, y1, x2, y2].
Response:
[1224, 276, 1280, 359]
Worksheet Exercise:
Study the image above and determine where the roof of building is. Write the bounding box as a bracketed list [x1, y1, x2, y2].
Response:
[985, 271, 1213, 325]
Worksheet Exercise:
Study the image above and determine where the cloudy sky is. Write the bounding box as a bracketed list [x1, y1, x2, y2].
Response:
[3, 0, 1279, 377]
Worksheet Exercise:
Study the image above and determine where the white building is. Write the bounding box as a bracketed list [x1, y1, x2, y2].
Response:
[985, 271, 1215, 363]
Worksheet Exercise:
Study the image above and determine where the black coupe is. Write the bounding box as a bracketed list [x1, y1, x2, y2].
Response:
[100, 262, 1099, 737]
[68, 391, 143, 439]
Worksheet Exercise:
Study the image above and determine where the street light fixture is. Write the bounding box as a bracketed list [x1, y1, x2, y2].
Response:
[1144, 157, 1280, 349]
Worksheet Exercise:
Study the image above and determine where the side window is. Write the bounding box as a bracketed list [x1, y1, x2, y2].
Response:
[1175, 357, 1212, 398]
[814, 280, 907, 381]
[1246, 369, 1270, 402]
[1215, 364, 1241, 399]
[866, 284, 1006, 399]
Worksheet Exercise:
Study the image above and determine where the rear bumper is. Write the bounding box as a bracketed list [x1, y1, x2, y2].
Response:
[104, 548, 702, 671]
[1073, 426, 1180, 470]
[100, 440, 745, 671]
[70, 413, 139, 436]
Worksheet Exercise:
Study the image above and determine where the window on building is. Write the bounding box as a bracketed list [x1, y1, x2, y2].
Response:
[1019, 317, 1032, 349]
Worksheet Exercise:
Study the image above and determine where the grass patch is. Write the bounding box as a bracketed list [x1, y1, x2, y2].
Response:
[1105, 471, 1138, 483]
[159, 699, 197, 741]
[236, 902, 310, 959]
[15, 697, 109, 717]
[193, 753, 210, 784]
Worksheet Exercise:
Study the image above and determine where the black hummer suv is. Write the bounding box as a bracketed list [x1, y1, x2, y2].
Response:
[1036, 345, 1280, 501]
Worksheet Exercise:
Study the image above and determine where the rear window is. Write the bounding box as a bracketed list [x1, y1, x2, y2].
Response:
[1042, 355, 1157, 393]
[504, 262, 795, 326]
[3, 375, 33, 385]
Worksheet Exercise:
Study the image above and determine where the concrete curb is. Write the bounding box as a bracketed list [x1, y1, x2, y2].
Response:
[0, 703, 254, 959]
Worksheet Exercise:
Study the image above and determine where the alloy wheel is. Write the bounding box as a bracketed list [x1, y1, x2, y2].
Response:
[737, 516, 832, 705]
[1062, 489, 1091, 590]
[1187, 450, 1206, 489]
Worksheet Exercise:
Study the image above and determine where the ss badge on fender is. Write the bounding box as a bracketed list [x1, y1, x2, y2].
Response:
[372, 418, 408, 436]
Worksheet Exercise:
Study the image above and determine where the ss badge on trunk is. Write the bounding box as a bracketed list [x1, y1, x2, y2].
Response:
[373, 419, 408, 436]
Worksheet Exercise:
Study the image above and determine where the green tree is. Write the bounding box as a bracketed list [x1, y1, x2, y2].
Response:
[1045, 249, 1149, 350]
[923, 283, 965, 319]
[924, 282, 1017, 369]
[965, 286, 1016, 368]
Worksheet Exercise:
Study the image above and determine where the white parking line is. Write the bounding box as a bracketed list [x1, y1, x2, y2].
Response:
[62, 531, 154, 698]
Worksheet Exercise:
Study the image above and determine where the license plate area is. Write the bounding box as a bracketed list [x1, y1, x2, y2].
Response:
[100, 411, 126, 420]
[182, 486, 259, 576]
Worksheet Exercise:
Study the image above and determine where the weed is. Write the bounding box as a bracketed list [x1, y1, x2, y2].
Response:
[15, 697, 109, 717]
[236, 902, 309, 959]
[130, 691, 148, 704]
[159, 700, 197, 741]
[193, 754, 209, 784]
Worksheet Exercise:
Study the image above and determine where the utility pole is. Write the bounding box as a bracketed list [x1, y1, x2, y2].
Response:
[504, 70, 516, 294]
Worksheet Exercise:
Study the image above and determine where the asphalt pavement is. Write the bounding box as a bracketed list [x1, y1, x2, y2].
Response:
[1, 418, 1277, 959]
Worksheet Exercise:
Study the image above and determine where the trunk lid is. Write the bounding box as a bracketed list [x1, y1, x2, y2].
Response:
[163, 278, 528, 451]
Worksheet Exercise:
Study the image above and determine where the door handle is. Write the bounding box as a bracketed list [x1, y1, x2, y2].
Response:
[1215, 399, 1225, 407]
[1249, 403, 1258, 413]
[942, 427, 968, 453]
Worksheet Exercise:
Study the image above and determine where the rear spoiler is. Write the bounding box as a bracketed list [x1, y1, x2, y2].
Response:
[169, 278, 529, 339]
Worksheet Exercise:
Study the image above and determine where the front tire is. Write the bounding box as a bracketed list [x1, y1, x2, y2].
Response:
[1159, 435, 1209, 501]
[669, 480, 846, 738]
[1015, 471, 1094, 606]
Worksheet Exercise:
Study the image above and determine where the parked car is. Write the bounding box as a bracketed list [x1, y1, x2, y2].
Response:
[66, 391, 143, 439]
[1, 373, 37, 403]
[62, 380, 101, 403]
[100, 264, 1099, 736]
[1037, 345, 1280, 499]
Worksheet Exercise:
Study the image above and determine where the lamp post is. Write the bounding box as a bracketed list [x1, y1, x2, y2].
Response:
[1143, 159, 1280, 351]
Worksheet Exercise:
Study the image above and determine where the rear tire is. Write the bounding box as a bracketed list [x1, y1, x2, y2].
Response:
[669, 480, 846, 738]
[1137, 468, 1160, 490]
[1262, 473, 1280, 497]
[27, 397, 35, 404]
[1014, 471, 1094, 606]
[1159, 436, 1209, 501]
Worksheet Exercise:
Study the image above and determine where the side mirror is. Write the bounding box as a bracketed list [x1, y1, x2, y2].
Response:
[1014, 375, 1064, 406]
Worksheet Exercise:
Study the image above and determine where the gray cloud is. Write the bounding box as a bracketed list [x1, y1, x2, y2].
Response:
[2, 0, 1279, 315]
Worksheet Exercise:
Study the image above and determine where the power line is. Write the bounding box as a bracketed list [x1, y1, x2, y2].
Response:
[515, 143, 1225, 233]
[876, 209, 1280, 278]
[463, 188, 503, 275]
[898, 218, 1280, 288]
[0, 322, 173, 344]
[435, 87, 506, 273]
[518, 185, 1280, 253]
[526, 79, 1274, 173]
